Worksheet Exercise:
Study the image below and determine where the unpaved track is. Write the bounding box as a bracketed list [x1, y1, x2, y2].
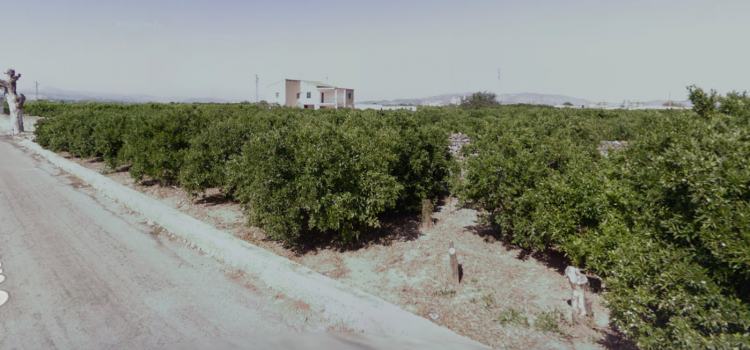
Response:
[0, 138, 315, 349]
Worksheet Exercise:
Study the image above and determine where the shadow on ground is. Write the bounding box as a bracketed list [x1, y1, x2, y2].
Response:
[284, 210, 423, 256]
[139, 179, 160, 187]
[193, 193, 233, 206]
[465, 221, 603, 292]
[115, 164, 132, 172]
[597, 329, 639, 350]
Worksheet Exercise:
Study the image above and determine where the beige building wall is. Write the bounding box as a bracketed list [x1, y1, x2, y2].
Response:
[285, 80, 301, 107]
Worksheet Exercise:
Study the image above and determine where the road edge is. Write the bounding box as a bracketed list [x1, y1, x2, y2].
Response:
[18, 139, 490, 349]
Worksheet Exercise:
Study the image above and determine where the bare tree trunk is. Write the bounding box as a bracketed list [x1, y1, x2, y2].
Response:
[565, 266, 589, 324]
[0, 69, 26, 135]
[421, 199, 434, 229]
[6, 93, 24, 134]
[449, 241, 460, 286]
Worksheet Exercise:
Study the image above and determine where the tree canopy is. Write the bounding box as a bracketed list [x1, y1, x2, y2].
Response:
[460, 91, 501, 110]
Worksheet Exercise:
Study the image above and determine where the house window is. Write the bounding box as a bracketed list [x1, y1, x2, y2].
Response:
[348, 92, 352, 99]
[275, 92, 279, 98]
[307, 92, 311, 98]
[321, 93, 324, 103]
[297, 93, 300, 99]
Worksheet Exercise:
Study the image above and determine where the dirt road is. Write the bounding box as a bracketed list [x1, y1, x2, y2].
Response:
[0, 138, 319, 349]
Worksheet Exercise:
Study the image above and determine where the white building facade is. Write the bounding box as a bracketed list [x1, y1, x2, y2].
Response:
[267, 79, 354, 110]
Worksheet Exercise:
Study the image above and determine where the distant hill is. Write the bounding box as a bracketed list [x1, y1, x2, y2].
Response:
[643, 99, 692, 107]
[360, 92, 470, 106]
[362, 92, 590, 107]
[495, 92, 589, 106]
[17, 87, 243, 104]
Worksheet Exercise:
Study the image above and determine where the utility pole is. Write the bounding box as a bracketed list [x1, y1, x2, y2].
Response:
[255, 75, 259, 103]
[35, 81, 40, 101]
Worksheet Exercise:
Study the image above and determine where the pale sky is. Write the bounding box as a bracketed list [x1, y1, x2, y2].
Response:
[4, 0, 749, 102]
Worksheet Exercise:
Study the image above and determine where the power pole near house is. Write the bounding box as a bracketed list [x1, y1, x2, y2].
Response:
[35, 81, 39, 101]
[255, 75, 259, 103]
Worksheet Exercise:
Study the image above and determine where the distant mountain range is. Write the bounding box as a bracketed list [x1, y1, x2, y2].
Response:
[362, 92, 590, 107]
[361, 92, 692, 108]
[17, 87, 243, 104]
[15, 87, 691, 108]
[497, 92, 590, 106]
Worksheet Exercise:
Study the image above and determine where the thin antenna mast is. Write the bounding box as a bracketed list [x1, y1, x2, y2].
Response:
[255, 75, 259, 103]
[497, 68, 503, 105]
[35, 81, 40, 101]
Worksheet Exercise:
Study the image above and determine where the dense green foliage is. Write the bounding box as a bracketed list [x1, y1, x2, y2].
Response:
[31, 102, 451, 243]
[28, 90, 750, 349]
[688, 85, 750, 119]
[453, 93, 749, 349]
[460, 91, 502, 109]
[458, 113, 749, 349]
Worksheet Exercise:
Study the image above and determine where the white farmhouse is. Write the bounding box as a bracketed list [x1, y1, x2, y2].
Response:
[267, 79, 354, 109]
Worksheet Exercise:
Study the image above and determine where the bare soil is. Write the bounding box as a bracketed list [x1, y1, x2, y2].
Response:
[59, 152, 635, 350]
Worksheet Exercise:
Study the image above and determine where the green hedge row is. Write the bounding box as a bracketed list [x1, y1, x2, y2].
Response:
[31, 102, 451, 243]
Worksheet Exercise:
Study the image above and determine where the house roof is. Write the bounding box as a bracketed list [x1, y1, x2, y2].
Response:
[285, 79, 352, 90]
[301, 80, 334, 88]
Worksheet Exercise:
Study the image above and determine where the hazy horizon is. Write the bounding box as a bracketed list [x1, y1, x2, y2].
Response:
[4, 0, 749, 103]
